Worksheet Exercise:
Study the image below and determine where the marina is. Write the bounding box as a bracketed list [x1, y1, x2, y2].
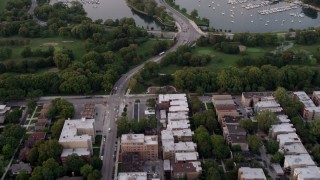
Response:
[174, 0, 320, 32]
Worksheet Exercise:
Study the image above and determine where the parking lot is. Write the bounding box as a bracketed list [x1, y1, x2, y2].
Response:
[126, 96, 156, 121]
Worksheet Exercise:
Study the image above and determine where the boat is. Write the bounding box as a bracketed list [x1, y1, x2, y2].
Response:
[231, 20, 234, 23]
[251, 20, 253, 23]
[265, 23, 268, 26]
[208, 5, 211, 7]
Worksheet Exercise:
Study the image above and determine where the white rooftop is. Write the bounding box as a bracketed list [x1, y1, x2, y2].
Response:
[175, 152, 199, 161]
[190, 161, 202, 172]
[167, 120, 190, 130]
[167, 112, 188, 121]
[160, 110, 166, 119]
[170, 100, 188, 107]
[270, 123, 296, 134]
[121, 134, 158, 145]
[163, 160, 171, 171]
[277, 115, 291, 123]
[158, 94, 187, 103]
[314, 91, 320, 97]
[279, 142, 308, 155]
[118, 172, 147, 180]
[255, 100, 280, 108]
[61, 148, 90, 157]
[59, 119, 95, 143]
[161, 129, 194, 141]
[174, 142, 197, 152]
[169, 106, 189, 112]
[293, 91, 316, 107]
[238, 167, 267, 180]
[277, 133, 301, 146]
[305, 106, 320, 113]
[213, 99, 235, 106]
[284, 154, 315, 168]
[0, 105, 6, 110]
[294, 166, 320, 180]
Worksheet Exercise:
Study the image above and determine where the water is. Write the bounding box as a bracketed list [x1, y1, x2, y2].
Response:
[174, 0, 320, 32]
[50, 0, 163, 30]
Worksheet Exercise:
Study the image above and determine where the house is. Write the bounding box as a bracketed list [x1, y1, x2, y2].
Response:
[10, 162, 32, 175]
[284, 154, 316, 172]
[221, 116, 242, 126]
[238, 167, 267, 180]
[293, 166, 320, 180]
[241, 92, 273, 107]
[276, 115, 291, 124]
[223, 124, 248, 151]
[161, 129, 194, 142]
[59, 118, 95, 157]
[162, 141, 197, 160]
[215, 104, 239, 121]
[158, 94, 187, 110]
[24, 132, 46, 148]
[0, 104, 11, 116]
[254, 98, 282, 113]
[269, 123, 296, 139]
[171, 162, 202, 180]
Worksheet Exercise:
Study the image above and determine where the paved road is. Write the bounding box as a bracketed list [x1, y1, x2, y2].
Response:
[100, 1, 203, 179]
[28, 0, 47, 26]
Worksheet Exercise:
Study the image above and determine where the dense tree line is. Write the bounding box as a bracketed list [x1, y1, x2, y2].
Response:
[295, 29, 320, 45]
[0, 39, 30, 46]
[0, 124, 26, 175]
[117, 116, 157, 137]
[172, 65, 320, 93]
[47, 98, 75, 119]
[237, 50, 313, 67]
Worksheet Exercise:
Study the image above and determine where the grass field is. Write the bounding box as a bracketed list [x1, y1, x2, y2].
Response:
[290, 43, 320, 54]
[1, 36, 86, 61]
[159, 46, 274, 74]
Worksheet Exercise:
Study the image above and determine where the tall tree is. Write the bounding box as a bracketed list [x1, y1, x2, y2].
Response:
[256, 110, 277, 133]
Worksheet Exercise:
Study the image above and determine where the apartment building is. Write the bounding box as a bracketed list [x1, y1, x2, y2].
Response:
[161, 129, 194, 142]
[171, 161, 202, 180]
[269, 123, 296, 139]
[276, 133, 301, 147]
[312, 91, 320, 106]
[254, 99, 283, 113]
[293, 91, 320, 121]
[59, 118, 95, 158]
[241, 92, 273, 107]
[162, 141, 197, 160]
[221, 116, 242, 127]
[215, 104, 239, 121]
[118, 172, 147, 180]
[120, 134, 158, 161]
[284, 154, 316, 173]
[223, 124, 248, 151]
[293, 166, 320, 180]
[175, 152, 199, 163]
[238, 167, 267, 180]
[276, 115, 291, 124]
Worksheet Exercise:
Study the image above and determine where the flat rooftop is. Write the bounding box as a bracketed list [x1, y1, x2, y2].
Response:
[214, 99, 235, 106]
[170, 100, 188, 107]
[61, 148, 90, 158]
[277, 133, 301, 146]
[167, 120, 190, 130]
[242, 92, 273, 99]
[225, 124, 247, 135]
[175, 152, 198, 161]
[169, 106, 189, 112]
[212, 94, 233, 101]
[172, 161, 202, 173]
[222, 116, 242, 124]
[270, 123, 296, 134]
[118, 172, 147, 180]
[238, 167, 267, 180]
[277, 115, 291, 123]
[161, 129, 194, 140]
[255, 100, 280, 108]
[293, 91, 316, 107]
[159, 94, 187, 103]
[167, 112, 188, 121]
[284, 154, 315, 168]
[121, 134, 158, 145]
[294, 166, 320, 179]
[174, 142, 197, 152]
[59, 119, 95, 143]
[228, 134, 247, 144]
[279, 142, 308, 155]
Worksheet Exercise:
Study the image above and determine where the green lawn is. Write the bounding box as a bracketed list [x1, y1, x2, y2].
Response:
[94, 135, 102, 147]
[159, 64, 180, 74]
[1, 36, 86, 62]
[289, 43, 320, 54]
[93, 148, 100, 157]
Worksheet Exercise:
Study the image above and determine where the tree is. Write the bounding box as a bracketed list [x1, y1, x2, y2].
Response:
[256, 110, 277, 133]
[312, 144, 320, 164]
[239, 119, 256, 134]
[15, 170, 29, 180]
[21, 47, 32, 58]
[27, 100, 37, 114]
[51, 119, 65, 139]
[211, 135, 230, 159]
[270, 152, 284, 164]
[42, 158, 66, 179]
[273, 87, 290, 107]
[64, 154, 86, 175]
[90, 156, 102, 170]
[310, 120, 320, 139]
[225, 159, 234, 170]
[190, 9, 198, 19]
[80, 164, 93, 177]
[146, 98, 156, 108]
[2, 144, 14, 159]
[4, 109, 22, 124]
[247, 135, 262, 154]
[38, 140, 63, 164]
[53, 50, 72, 70]
[194, 126, 212, 157]
[266, 140, 279, 154]
[48, 98, 75, 119]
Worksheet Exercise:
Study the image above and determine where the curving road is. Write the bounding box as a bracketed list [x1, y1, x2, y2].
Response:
[100, 1, 203, 180]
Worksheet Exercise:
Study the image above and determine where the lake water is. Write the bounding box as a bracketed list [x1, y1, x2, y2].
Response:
[174, 0, 320, 32]
[50, 0, 163, 30]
